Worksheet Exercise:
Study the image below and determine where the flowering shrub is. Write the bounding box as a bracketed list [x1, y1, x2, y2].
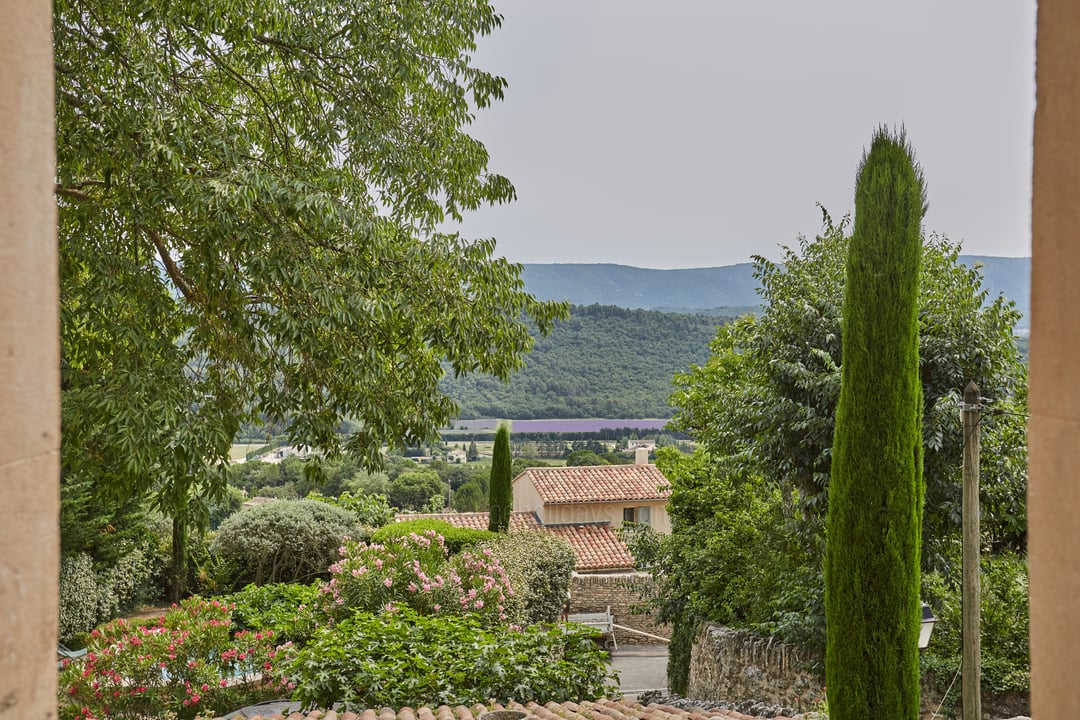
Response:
[478, 531, 576, 625]
[324, 530, 514, 626]
[58, 597, 291, 720]
[285, 605, 619, 710]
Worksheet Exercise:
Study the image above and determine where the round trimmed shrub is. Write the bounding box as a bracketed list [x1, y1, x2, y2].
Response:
[372, 519, 494, 553]
[480, 531, 575, 625]
[211, 499, 363, 590]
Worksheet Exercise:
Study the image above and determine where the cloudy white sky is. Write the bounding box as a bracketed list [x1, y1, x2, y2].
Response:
[450, 1, 1037, 269]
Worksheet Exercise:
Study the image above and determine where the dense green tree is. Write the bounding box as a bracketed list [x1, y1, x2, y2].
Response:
[488, 426, 512, 532]
[453, 481, 488, 512]
[55, 0, 565, 596]
[826, 128, 926, 720]
[467, 441, 481, 461]
[671, 219, 1025, 571]
[648, 209, 1027, 686]
[564, 450, 609, 466]
[387, 470, 443, 512]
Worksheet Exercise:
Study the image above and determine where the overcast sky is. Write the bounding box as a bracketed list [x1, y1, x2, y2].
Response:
[449, 1, 1037, 269]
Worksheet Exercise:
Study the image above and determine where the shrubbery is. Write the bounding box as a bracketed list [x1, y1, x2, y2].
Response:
[372, 519, 494, 553]
[308, 490, 395, 528]
[479, 531, 575, 625]
[921, 553, 1030, 708]
[284, 605, 617, 710]
[227, 582, 325, 645]
[324, 530, 513, 626]
[58, 598, 288, 720]
[59, 544, 161, 642]
[211, 499, 363, 590]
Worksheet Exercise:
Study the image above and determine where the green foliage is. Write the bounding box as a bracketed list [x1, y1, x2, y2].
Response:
[826, 128, 926, 720]
[56, 0, 566, 598]
[58, 545, 162, 642]
[921, 553, 1030, 706]
[480, 531, 576, 625]
[388, 470, 445, 511]
[284, 605, 617, 710]
[564, 449, 609, 466]
[671, 219, 1026, 572]
[666, 614, 702, 697]
[210, 499, 362, 590]
[372, 519, 495, 554]
[453, 480, 489, 512]
[308, 490, 395, 528]
[58, 598, 287, 720]
[442, 305, 729, 419]
[324, 531, 513, 627]
[227, 581, 325, 645]
[488, 425, 512, 532]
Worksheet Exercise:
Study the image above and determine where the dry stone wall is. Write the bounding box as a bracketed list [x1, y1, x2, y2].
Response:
[569, 572, 670, 645]
[687, 625, 824, 713]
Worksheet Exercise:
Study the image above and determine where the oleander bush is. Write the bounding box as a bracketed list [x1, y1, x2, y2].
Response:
[211, 499, 364, 590]
[285, 605, 618, 710]
[323, 530, 513, 627]
[480, 531, 576, 625]
[371, 519, 494, 553]
[57, 597, 290, 720]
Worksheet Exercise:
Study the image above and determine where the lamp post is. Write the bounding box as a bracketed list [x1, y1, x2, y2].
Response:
[919, 602, 937, 650]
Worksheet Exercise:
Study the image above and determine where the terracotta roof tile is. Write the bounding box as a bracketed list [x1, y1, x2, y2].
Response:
[216, 699, 795, 720]
[393, 511, 542, 531]
[516, 466, 671, 505]
[390, 513, 633, 572]
[546, 523, 636, 572]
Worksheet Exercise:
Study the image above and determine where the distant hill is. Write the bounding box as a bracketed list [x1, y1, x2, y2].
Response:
[522, 256, 1030, 327]
[440, 304, 733, 420]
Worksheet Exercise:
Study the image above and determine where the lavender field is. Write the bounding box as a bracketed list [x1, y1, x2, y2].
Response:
[451, 418, 670, 433]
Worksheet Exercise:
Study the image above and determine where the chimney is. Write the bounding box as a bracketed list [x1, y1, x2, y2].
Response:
[635, 447, 650, 465]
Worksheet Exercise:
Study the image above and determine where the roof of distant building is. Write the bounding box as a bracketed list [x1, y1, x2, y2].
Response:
[545, 523, 636, 572]
[516, 465, 671, 505]
[393, 511, 542, 531]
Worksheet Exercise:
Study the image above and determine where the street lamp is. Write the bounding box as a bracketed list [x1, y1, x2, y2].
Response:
[919, 602, 937, 649]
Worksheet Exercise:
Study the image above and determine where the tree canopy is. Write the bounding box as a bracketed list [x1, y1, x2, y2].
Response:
[670, 213, 1027, 570]
[55, 0, 564, 515]
[642, 216, 1028, 683]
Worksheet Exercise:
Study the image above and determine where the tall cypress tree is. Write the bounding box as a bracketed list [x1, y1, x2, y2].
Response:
[488, 425, 513, 532]
[825, 127, 926, 720]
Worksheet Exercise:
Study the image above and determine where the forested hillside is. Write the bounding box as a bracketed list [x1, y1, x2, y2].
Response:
[441, 305, 732, 419]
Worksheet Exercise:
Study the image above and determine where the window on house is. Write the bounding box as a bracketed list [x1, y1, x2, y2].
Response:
[623, 507, 636, 524]
[623, 506, 651, 526]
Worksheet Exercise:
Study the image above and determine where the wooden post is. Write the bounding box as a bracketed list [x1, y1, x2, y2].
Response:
[962, 381, 982, 720]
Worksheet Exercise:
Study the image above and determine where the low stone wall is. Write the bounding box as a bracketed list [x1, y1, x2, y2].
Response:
[687, 625, 824, 713]
[687, 624, 1031, 719]
[569, 572, 671, 645]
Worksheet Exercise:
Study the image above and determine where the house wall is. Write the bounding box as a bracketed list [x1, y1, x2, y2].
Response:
[541, 500, 671, 533]
[0, 1, 60, 717]
[511, 475, 547, 522]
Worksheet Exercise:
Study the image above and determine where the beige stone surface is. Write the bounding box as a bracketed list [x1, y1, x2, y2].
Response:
[0, 0, 59, 717]
[1030, 0, 1080, 715]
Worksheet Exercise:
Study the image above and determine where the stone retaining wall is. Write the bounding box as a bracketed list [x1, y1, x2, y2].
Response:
[569, 572, 670, 645]
[687, 625, 824, 713]
[687, 624, 1031, 719]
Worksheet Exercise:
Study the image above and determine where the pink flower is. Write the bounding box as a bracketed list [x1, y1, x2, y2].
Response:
[383, 577, 393, 588]
[433, 604, 441, 611]
[407, 582, 418, 593]
[475, 600, 484, 609]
